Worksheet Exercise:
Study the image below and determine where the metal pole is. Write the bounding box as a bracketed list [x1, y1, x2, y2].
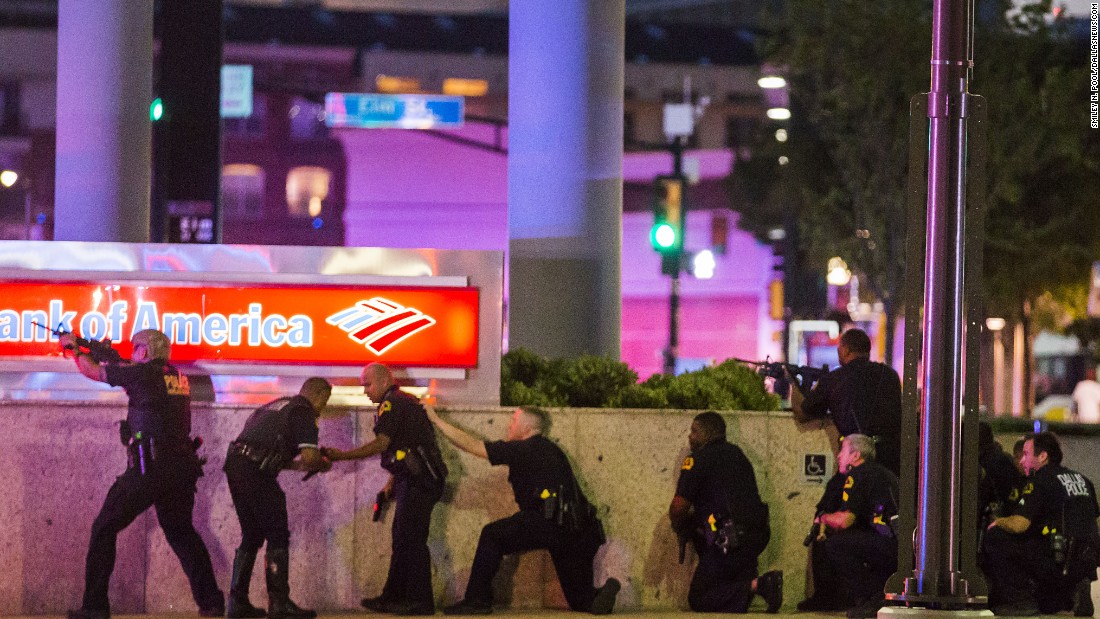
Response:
[908, 0, 974, 604]
[663, 136, 684, 376]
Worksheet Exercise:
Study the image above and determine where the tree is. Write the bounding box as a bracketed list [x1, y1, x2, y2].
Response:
[730, 0, 1100, 376]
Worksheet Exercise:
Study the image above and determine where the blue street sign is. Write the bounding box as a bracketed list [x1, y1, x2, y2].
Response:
[324, 93, 465, 129]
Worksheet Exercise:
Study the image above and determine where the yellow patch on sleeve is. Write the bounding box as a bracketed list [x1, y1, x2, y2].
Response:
[540, 489, 551, 499]
[1022, 482, 1034, 495]
[842, 491, 849, 502]
[379, 401, 392, 415]
[395, 450, 406, 460]
[708, 513, 717, 531]
[681, 456, 694, 471]
[844, 475, 854, 489]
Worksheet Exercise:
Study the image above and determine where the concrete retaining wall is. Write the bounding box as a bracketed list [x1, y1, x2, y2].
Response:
[0, 401, 843, 615]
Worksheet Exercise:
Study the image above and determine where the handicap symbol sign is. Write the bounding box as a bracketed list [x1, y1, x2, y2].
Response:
[803, 454, 828, 483]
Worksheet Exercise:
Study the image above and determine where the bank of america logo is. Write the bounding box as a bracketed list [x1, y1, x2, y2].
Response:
[326, 298, 437, 355]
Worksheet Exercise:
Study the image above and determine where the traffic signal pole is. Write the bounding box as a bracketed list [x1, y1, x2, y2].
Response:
[662, 136, 685, 375]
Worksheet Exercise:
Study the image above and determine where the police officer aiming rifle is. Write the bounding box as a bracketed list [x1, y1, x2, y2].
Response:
[788, 329, 902, 477]
[61, 329, 224, 619]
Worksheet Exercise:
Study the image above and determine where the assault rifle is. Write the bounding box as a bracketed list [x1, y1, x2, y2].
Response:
[733, 357, 829, 393]
[32, 321, 123, 364]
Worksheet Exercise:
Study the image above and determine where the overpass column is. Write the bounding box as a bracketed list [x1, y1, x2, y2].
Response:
[508, 0, 625, 359]
[54, 0, 152, 242]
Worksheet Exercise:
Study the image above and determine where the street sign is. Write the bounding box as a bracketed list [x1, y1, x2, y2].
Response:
[220, 65, 253, 119]
[324, 93, 465, 129]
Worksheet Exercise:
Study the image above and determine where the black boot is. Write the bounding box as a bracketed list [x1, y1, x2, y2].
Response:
[265, 548, 317, 619]
[227, 549, 266, 618]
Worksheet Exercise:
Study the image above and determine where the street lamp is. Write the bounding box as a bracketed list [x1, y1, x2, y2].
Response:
[0, 170, 17, 188]
[826, 256, 851, 286]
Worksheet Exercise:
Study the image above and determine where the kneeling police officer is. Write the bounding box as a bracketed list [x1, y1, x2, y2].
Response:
[669, 411, 782, 614]
[983, 431, 1100, 616]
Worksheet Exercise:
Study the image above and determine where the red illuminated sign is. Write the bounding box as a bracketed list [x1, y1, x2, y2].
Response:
[0, 281, 479, 368]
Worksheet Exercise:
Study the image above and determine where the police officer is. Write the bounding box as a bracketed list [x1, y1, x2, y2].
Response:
[669, 411, 782, 614]
[425, 406, 620, 615]
[325, 363, 447, 616]
[60, 329, 224, 619]
[224, 377, 334, 619]
[978, 422, 1024, 533]
[816, 434, 899, 619]
[796, 470, 849, 611]
[790, 328, 902, 476]
[983, 431, 1100, 616]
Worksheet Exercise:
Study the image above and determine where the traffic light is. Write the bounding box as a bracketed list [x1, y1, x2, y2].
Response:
[652, 175, 685, 275]
[150, 97, 164, 122]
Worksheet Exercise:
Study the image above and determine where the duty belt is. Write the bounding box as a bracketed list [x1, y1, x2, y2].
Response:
[228, 441, 272, 463]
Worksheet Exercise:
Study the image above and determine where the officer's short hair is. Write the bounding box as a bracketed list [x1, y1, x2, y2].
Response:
[840, 329, 872, 356]
[845, 433, 877, 461]
[1013, 438, 1026, 459]
[693, 411, 726, 440]
[1027, 431, 1063, 466]
[519, 406, 550, 434]
[132, 329, 171, 361]
[300, 377, 332, 399]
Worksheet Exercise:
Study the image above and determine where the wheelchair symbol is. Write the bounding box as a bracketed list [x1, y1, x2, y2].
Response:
[804, 454, 827, 476]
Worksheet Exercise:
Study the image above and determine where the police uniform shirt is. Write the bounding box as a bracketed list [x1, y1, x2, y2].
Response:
[235, 395, 320, 461]
[105, 359, 191, 448]
[1015, 464, 1100, 538]
[372, 385, 440, 478]
[801, 358, 902, 474]
[979, 442, 1025, 514]
[484, 434, 583, 512]
[840, 460, 899, 533]
[675, 439, 762, 526]
[817, 471, 849, 515]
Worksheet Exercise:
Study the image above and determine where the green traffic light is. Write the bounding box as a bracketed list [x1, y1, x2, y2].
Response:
[150, 97, 163, 122]
[652, 223, 677, 249]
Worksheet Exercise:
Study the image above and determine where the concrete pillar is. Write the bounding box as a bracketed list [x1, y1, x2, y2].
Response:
[508, 0, 625, 360]
[54, 0, 152, 242]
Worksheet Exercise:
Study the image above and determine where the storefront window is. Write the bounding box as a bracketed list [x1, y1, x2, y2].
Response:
[221, 164, 265, 218]
[285, 166, 330, 217]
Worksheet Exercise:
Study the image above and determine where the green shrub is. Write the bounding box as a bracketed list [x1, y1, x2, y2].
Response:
[500, 349, 779, 411]
[559, 355, 639, 407]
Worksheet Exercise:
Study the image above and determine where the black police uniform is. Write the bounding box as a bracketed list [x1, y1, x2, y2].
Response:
[801, 358, 903, 476]
[373, 385, 448, 613]
[674, 438, 770, 613]
[462, 434, 606, 612]
[224, 395, 321, 615]
[78, 359, 223, 617]
[799, 471, 849, 611]
[982, 463, 1100, 613]
[226, 395, 320, 551]
[821, 460, 899, 610]
[978, 440, 1025, 529]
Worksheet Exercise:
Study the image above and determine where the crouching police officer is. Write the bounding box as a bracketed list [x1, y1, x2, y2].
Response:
[61, 329, 224, 619]
[816, 434, 899, 619]
[796, 470, 849, 611]
[669, 411, 782, 614]
[983, 431, 1100, 617]
[426, 406, 621, 615]
[224, 378, 334, 619]
[325, 363, 448, 616]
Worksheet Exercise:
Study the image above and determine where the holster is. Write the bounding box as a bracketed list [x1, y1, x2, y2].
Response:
[127, 436, 157, 475]
[227, 441, 288, 474]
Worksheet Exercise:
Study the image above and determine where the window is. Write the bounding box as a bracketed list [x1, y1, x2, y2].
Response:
[221, 164, 265, 218]
[285, 166, 330, 217]
[288, 97, 328, 140]
[223, 96, 267, 138]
